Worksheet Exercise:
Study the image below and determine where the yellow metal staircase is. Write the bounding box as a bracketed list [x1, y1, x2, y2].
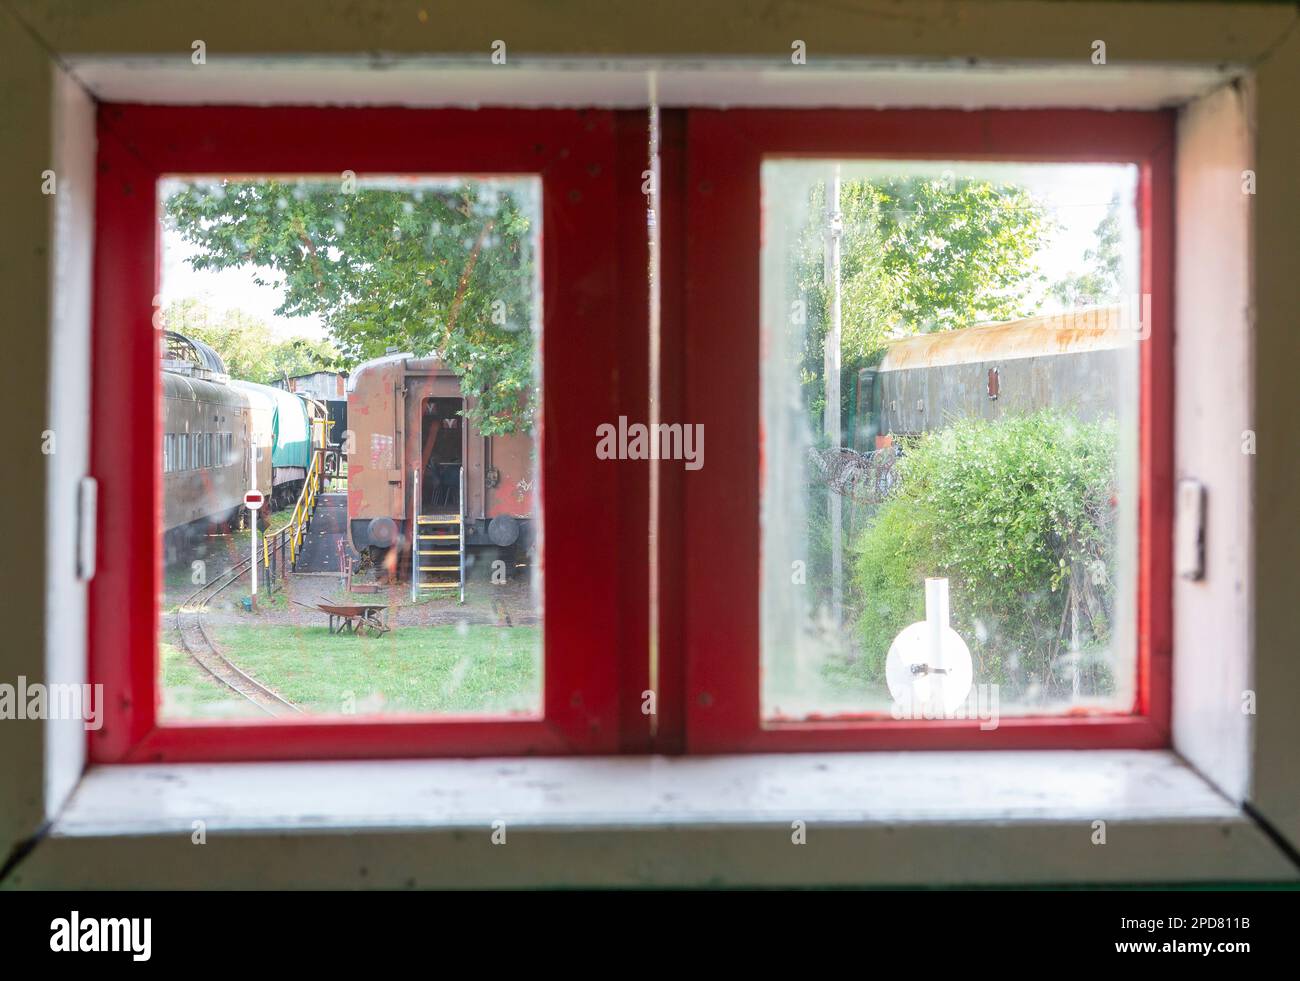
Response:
[414, 514, 464, 601]
[410, 464, 466, 604]
[287, 426, 326, 569]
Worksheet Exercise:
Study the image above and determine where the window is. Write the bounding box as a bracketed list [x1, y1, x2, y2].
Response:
[761, 159, 1141, 720]
[90, 106, 645, 762]
[90, 105, 1171, 762]
[678, 110, 1171, 752]
[158, 172, 546, 723]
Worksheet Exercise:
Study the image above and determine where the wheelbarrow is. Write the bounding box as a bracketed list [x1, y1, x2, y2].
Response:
[295, 599, 391, 637]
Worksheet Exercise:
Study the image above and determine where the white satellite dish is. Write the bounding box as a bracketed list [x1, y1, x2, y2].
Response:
[886, 578, 973, 717]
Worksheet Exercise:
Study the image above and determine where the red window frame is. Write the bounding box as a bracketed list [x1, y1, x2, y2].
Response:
[677, 109, 1173, 753]
[89, 105, 651, 763]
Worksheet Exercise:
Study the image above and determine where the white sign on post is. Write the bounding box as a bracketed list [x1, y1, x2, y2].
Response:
[885, 577, 973, 717]
[245, 488, 263, 598]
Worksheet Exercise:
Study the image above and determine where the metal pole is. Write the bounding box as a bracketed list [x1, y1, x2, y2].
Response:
[825, 166, 844, 627]
[249, 444, 258, 605]
[925, 577, 950, 714]
[250, 507, 258, 601]
[459, 464, 466, 605]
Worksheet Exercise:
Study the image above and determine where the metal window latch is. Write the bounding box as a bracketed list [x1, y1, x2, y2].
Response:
[76, 476, 98, 582]
[1175, 478, 1206, 581]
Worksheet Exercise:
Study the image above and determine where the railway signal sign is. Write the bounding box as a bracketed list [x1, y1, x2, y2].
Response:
[246, 486, 263, 603]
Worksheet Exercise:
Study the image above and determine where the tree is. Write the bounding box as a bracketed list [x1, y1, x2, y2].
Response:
[164, 179, 537, 435]
[164, 298, 341, 386]
[1048, 193, 1122, 308]
[795, 176, 1050, 430]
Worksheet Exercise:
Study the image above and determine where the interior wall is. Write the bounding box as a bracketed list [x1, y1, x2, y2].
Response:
[1248, 22, 1300, 846]
[1171, 82, 1255, 804]
[3, 0, 1291, 61]
[43, 67, 96, 823]
[0, 4, 55, 864]
[2, 0, 1298, 868]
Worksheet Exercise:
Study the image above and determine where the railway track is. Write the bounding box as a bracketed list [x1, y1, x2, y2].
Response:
[173, 555, 303, 717]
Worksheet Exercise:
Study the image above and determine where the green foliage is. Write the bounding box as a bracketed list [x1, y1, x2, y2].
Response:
[1048, 193, 1123, 308]
[164, 178, 537, 434]
[165, 299, 340, 385]
[851, 491, 929, 683]
[795, 176, 1050, 429]
[852, 410, 1118, 698]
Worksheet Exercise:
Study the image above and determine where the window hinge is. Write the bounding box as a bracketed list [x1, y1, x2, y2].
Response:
[76, 476, 97, 582]
[1175, 478, 1205, 581]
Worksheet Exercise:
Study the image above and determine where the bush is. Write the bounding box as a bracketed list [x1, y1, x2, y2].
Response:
[851, 409, 1118, 699]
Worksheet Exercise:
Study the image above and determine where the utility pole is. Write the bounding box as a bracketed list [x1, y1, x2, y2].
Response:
[824, 166, 844, 626]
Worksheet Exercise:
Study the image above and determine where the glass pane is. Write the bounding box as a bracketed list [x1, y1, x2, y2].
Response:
[158, 175, 543, 720]
[761, 160, 1141, 723]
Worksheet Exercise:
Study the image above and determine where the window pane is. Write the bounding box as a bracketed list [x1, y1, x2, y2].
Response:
[158, 175, 543, 721]
[761, 160, 1140, 721]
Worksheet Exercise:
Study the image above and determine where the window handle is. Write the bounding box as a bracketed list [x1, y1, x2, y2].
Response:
[76, 476, 98, 582]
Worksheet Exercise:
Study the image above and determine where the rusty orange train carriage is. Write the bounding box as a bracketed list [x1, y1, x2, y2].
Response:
[345, 352, 538, 571]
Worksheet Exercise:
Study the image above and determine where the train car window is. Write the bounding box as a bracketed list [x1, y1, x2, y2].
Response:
[683, 110, 1171, 751]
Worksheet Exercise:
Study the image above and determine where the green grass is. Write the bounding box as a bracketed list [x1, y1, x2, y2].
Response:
[162, 623, 540, 718]
[161, 640, 235, 711]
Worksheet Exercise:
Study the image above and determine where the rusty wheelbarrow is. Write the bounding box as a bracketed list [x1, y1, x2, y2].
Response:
[295, 599, 391, 637]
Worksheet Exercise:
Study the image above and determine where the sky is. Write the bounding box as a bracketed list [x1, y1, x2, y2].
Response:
[998, 161, 1140, 311]
[765, 158, 1141, 317]
[160, 229, 327, 341]
[159, 161, 1137, 343]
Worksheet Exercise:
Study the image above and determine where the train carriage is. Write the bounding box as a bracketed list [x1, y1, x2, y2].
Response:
[161, 331, 329, 556]
[345, 353, 537, 570]
[161, 370, 250, 534]
[230, 379, 324, 509]
[857, 305, 1138, 446]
